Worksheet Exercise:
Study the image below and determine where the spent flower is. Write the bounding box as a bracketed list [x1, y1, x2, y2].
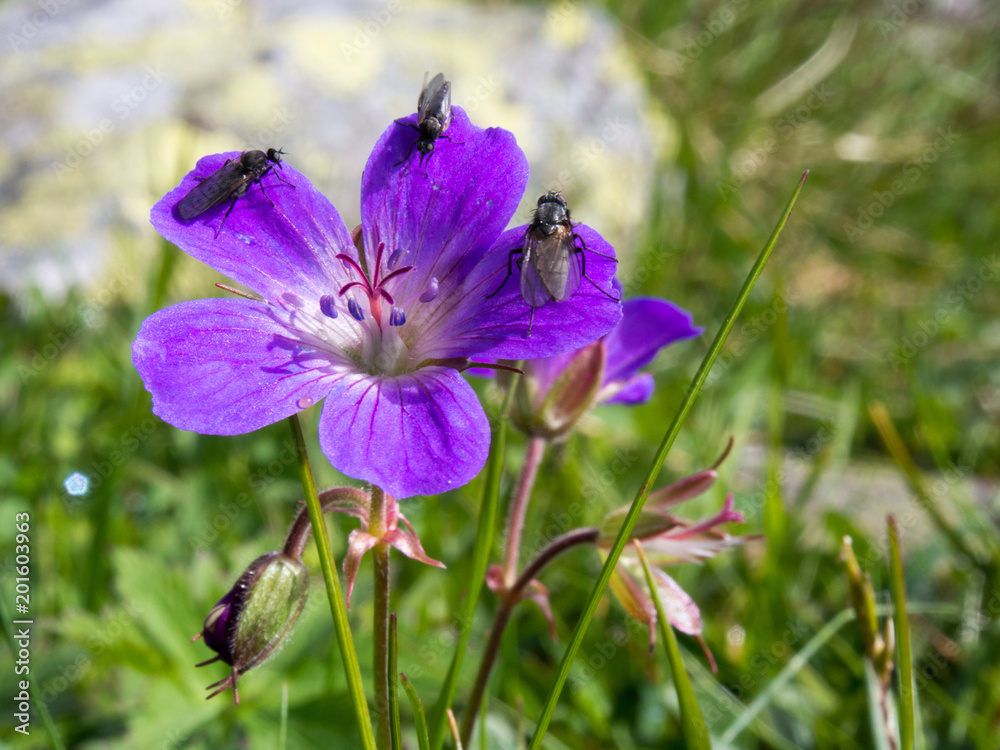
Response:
[313, 487, 445, 607]
[599, 444, 749, 668]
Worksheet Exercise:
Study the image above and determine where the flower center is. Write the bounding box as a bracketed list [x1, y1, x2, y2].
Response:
[313, 242, 446, 377]
[336, 242, 414, 329]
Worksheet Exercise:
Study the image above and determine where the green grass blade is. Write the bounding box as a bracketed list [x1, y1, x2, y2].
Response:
[867, 401, 993, 577]
[527, 171, 809, 750]
[634, 542, 711, 748]
[429, 376, 518, 750]
[888, 516, 915, 750]
[720, 608, 853, 745]
[863, 659, 895, 750]
[402, 673, 432, 750]
[288, 415, 376, 750]
[390, 614, 404, 750]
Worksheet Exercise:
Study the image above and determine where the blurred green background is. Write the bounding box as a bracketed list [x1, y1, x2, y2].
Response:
[2, 0, 999, 748]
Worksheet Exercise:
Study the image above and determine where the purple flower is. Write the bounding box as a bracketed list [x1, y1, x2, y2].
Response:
[132, 108, 621, 498]
[532, 294, 702, 406]
[501, 294, 701, 438]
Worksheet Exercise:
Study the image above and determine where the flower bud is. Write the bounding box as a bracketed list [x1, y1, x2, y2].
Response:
[194, 551, 309, 703]
[510, 341, 606, 440]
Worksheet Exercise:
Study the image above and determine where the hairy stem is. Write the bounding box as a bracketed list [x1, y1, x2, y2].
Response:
[287, 416, 375, 750]
[503, 436, 547, 586]
[370, 485, 392, 750]
[460, 528, 599, 745]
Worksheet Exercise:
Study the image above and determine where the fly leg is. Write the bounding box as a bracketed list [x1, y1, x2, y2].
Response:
[572, 233, 619, 301]
[486, 247, 524, 298]
[214, 196, 241, 238]
[394, 122, 421, 166]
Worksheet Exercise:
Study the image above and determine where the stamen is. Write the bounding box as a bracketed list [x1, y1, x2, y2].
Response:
[387, 248, 404, 269]
[389, 306, 406, 327]
[419, 276, 440, 303]
[347, 298, 365, 321]
[319, 294, 339, 319]
[334, 246, 416, 328]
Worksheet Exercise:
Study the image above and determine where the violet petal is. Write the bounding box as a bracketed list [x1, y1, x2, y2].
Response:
[132, 299, 345, 434]
[603, 298, 701, 387]
[317, 366, 490, 499]
[151, 153, 353, 304]
[440, 223, 623, 360]
[603, 373, 655, 405]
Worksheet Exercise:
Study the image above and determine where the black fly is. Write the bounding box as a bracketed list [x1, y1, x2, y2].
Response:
[395, 73, 458, 168]
[176, 148, 294, 237]
[487, 191, 619, 336]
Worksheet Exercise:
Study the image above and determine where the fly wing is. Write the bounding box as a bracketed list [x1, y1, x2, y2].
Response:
[564, 234, 583, 298]
[519, 234, 561, 305]
[417, 73, 442, 119]
[436, 80, 452, 131]
[176, 159, 248, 219]
[418, 73, 449, 124]
[526, 233, 580, 303]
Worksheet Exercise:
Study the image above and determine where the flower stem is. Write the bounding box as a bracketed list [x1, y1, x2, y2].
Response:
[510, 528, 599, 597]
[459, 527, 599, 745]
[526, 170, 809, 750]
[287, 415, 376, 750]
[283, 487, 369, 560]
[502, 436, 547, 586]
[429, 377, 519, 750]
[370, 485, 392, 750]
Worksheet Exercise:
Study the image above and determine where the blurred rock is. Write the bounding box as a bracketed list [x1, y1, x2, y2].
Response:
[0, 0, 666, 308]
